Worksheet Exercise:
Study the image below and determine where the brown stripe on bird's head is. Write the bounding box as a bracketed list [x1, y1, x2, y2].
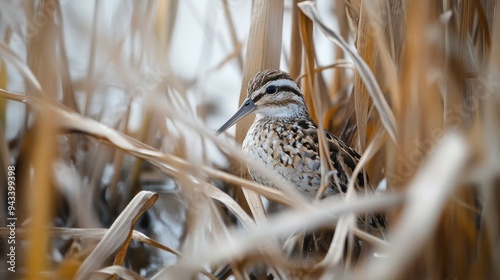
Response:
[247, 70, 295, 95]
[252, 85, 304, 103]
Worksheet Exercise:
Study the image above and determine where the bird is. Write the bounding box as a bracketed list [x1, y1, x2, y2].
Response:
[216, 69, 369, 199]
[215, 69, 386, 270]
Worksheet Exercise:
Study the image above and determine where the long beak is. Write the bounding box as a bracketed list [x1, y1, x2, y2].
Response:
[216, 98, 256, 135]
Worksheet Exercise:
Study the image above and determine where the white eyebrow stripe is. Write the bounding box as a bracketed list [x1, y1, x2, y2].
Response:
[266, 79, 300, 92]
[251, 78, 303, 101]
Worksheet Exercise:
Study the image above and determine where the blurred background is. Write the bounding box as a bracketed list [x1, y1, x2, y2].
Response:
[0, 0, 499, 279]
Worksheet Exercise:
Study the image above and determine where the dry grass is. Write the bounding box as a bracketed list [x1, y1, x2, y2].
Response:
[0, 0, 499, 279]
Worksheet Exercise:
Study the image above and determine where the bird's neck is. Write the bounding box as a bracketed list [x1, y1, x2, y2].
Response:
[254, 105, 310, 120]
[254, 111, 315, 128]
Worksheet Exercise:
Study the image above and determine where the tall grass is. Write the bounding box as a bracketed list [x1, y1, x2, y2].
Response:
[0, 0, 498, 279]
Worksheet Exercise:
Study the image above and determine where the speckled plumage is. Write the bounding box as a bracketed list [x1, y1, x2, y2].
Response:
[217, 69, 369, 199]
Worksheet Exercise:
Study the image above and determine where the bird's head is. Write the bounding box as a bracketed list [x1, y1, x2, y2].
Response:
[216, 69, 307, 135]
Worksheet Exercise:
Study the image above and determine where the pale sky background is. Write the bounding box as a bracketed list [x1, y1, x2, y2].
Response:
[5, 0, 340, 139]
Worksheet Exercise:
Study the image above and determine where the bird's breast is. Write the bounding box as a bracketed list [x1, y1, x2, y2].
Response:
[242, 119, 322, 197]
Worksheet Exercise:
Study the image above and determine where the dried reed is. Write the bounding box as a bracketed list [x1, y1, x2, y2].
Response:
[0, 0, 498, 279]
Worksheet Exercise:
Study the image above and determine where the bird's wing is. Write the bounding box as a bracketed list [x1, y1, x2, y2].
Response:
[321, 129, 369, 193]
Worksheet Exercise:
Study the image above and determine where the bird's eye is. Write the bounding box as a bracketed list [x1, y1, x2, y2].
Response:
[265, 85, 277, 94]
